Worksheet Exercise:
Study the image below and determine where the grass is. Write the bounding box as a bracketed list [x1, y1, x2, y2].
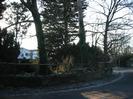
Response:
[0, 70, 107, 89]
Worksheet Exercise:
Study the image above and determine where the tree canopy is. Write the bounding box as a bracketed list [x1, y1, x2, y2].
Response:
[0, 0, 6, 19]
[0, 29, 20, 62]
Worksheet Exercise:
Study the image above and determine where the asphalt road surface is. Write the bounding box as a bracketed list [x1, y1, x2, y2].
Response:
[0, 69, 133, 99]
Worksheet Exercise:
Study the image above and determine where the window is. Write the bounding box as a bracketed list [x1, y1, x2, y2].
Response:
[25, 53, 29, 57]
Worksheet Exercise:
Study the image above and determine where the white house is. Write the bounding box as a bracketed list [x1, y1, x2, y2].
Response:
[30, 50, 39, 60]
[18, 48, 39, 60]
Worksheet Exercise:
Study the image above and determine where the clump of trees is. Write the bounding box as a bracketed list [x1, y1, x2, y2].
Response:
[0, 29, 20, 62]
[1, 0, 133, 75]
[117, 54, 133, 67]
[0, 0, 20, 62]
[87, 0, 133, 60]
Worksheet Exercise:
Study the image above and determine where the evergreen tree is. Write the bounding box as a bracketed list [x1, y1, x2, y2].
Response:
[42, 0, 87, 63]
[0, 29, 20, 62]
[0, 0, 5, 19]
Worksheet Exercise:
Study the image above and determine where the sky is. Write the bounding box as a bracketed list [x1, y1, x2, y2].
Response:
[84, 0, 133, 47]
[0, 0, 37, 50]
[0, 17, 37, 50]
[20, 24, 37, 50]
[0, 0, 133, 50]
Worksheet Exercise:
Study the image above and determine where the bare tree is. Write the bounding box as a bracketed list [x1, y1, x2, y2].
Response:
[86, 18, 103, 47]
[4, 2, 32, 42]
[87, 0, 133, 61]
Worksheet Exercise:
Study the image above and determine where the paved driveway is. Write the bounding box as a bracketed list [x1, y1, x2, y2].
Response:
[0, 68, 133, 99]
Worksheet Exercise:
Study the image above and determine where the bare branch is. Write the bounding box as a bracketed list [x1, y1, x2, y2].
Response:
[4, 20, 34, 29]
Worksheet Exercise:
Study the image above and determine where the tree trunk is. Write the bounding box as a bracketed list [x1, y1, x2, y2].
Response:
[21, 0, 48, 64]
[29, 0, 48, 74]
[63, 0, 69, 46]
[104, 16, 110, 62]
[104, 28, 108, 58]
[32, 12, 47, 64]
[77, 0, 86, 64]
[77, 0, 86, 45]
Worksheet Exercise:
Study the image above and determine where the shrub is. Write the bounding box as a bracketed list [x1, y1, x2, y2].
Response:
[0, 29, 20, 62]
[118, 54, 133, 67]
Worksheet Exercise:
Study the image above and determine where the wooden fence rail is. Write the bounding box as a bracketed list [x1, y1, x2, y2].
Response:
[0, 62, 56, 75]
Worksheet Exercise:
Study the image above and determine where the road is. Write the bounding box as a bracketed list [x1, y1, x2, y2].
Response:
[1, 69, 133, 99]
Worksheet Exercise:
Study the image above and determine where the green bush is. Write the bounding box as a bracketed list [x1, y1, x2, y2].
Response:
[118, 54, 133, 67]
[0, 29, 20, 62]
[54, 44, 104, 65]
